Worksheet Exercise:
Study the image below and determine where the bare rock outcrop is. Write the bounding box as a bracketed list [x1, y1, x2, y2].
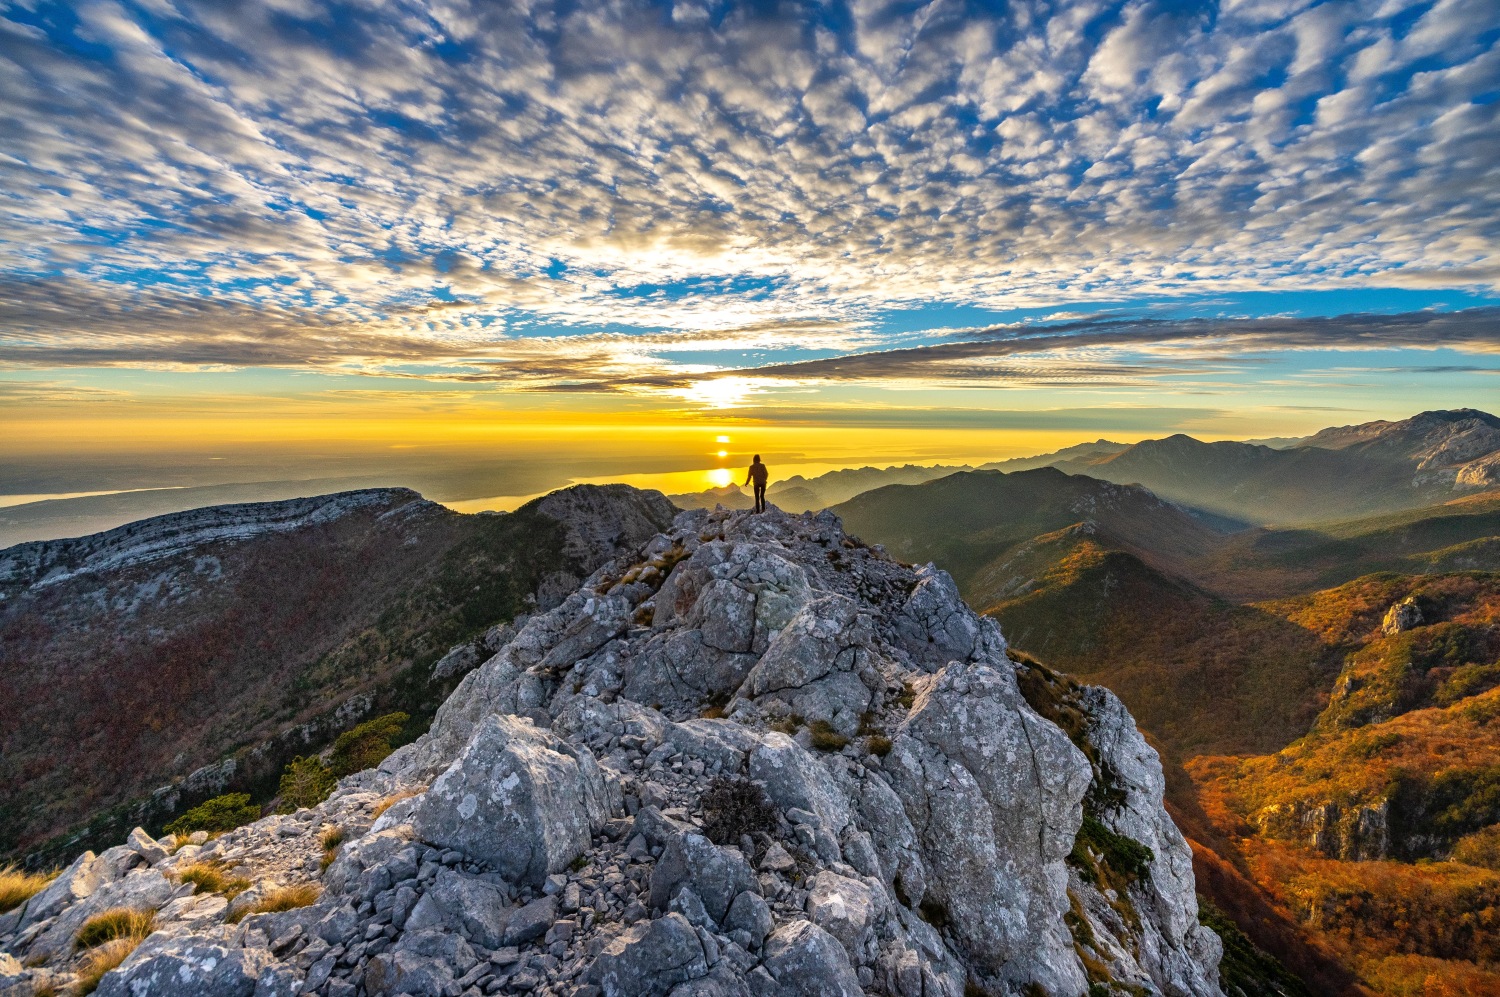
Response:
[2, 502, 1222, 997]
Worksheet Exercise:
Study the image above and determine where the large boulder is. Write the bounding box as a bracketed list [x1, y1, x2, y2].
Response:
[410, 714, 612, 887]
[748, 733, 851, 834]
[18, 851, 111, 928]
[760, 920, 863, 997]
[24, 868, 177, 962]
[402, 867, 513, 948]
[804, 871, 876, 961]
[586, 912, 709, 997]
[364, 929, 478, 996]
[94, 936, 295, 997]
[649, 832, 759, 924]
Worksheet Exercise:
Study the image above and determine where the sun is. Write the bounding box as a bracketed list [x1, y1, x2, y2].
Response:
[716, 435, 730, 443]
[716, 450, 728, 457]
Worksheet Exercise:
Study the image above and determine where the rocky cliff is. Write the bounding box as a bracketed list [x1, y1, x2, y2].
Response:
[0, 505, 1222, 997]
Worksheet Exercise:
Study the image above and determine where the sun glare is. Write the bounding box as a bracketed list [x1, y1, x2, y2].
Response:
[716, 435, 730, 443]
[707, 468, 732, 488]
[716, 449, 728, 457]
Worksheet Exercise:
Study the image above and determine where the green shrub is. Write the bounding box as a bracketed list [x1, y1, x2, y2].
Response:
[164, 793, 260, 836]
[1070, 816, 1154, 883]
[329, 712, 410, 776]
[277, 756, 336, 812]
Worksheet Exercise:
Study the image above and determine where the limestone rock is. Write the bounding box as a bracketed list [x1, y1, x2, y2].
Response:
[887, 658, 1091, 994]
[586, 912, 709, 997]
[403, 867, 512, 948]
[93, 935, 289, 997]
[1382, 596, 1423, 635]
[410, 714, 610, 887]
[804, 871, 875, 960]
[760, 919, 863, 997]
[649, 831, 759, 924]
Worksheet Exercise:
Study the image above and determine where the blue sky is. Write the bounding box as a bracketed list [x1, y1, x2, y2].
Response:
[1, 0, 1498, 439]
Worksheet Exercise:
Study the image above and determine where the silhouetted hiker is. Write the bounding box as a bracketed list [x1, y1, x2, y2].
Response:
[745, 454, 769, 513]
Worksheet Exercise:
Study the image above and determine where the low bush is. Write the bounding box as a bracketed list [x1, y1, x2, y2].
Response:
[700, 776, 780, 845]
[1070, 815, 1154, 884]
[75, 908, 153, 950]
[770, 713, 804, 736]
[277, 756, 336, 812]
[176, 861, 251, 899]
[0, 864, 55, 913]
[865, 735, 893, 757]
[330, 712, 410, 776]
[164, 793, 260, 837]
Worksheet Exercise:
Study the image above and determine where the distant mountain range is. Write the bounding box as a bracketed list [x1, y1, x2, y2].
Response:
[674, 409, 1500, 529]
[0, 484, 674, 864]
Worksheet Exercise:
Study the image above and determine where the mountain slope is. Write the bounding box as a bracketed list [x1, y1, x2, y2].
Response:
[1194, 489, 1500, 600]
[973, 527, 1336, 757]
[834, 466, 1226, 590]
[0, 505, 1226, 997]
[1053, 410, 1500, 526]
[0, 485, 675, 863]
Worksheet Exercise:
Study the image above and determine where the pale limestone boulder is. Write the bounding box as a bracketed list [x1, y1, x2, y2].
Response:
[761, 919, 863, 997]
[587, 912, 708, 997]
[410, 714, 611, 888]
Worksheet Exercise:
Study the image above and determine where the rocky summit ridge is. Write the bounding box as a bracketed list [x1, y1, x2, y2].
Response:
[0, 504, 1223, 997]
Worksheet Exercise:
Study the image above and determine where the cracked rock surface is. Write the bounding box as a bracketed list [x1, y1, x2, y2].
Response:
[2, 505, 1223, 997]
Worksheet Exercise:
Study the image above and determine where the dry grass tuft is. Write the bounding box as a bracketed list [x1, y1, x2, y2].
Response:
[73, 936, 142, 995]
[0, 863, 56, 913]
[370, 788, 420, 820]
[75, 908, 154, 950]
[808, 719, 850, 752]
[176, 861, 251, 900]
[319, 825, 346, 872]
[225, 883, 321, 924]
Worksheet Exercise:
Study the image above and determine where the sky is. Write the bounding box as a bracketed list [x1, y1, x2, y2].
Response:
[2, 0, 1499, 504]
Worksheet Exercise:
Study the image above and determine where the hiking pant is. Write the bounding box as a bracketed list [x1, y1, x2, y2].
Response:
[754, 483, 766, 513]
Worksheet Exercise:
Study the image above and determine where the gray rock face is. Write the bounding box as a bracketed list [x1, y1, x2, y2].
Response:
[804, 871, 876, 960]
[94, 935, 291, 997]
[587, 912, 708, 997]
[364, 929, 476, 996]
[410, 713, 612, 887]
[888, 658, 1092, 993]
[403, 867, 512, 948]
[649, 832, 759, 924]
[2, 501, 1223, 997]
[761, 920, 863, 997]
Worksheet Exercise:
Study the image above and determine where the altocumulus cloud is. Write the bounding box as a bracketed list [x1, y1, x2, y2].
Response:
[0, 0, 1498, 386]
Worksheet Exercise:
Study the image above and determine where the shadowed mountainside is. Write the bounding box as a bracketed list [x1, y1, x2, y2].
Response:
[0, 485, 675, 864]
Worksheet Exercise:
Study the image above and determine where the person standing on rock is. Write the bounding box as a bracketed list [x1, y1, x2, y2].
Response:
[745, 454, 769, 513]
